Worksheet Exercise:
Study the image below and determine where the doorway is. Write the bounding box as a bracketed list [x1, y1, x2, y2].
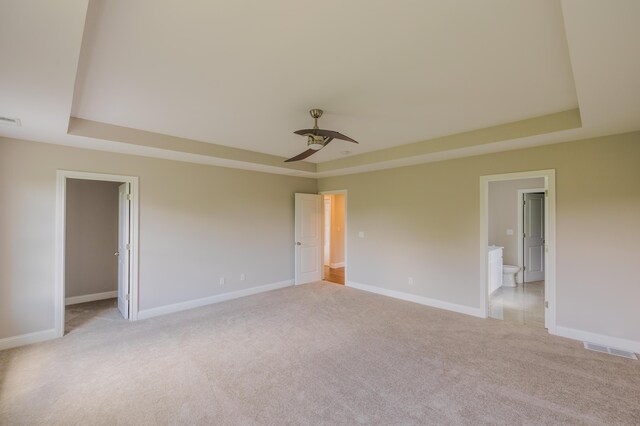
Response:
[55, 171, 139, 338]
[480, 170, 556, 334]
[322, 193, 346, 285]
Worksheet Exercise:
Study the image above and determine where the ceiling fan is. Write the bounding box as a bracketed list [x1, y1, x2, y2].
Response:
[285, 109, 358, 162]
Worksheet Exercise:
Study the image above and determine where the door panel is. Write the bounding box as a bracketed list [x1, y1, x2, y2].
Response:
[524, 193, 545, 282]
[295, 193, 322, 285]
[117, 183, 130, 319]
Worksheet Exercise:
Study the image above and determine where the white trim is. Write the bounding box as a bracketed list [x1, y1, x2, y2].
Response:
[329, 262, 345, 268]
[347, 281, 484, 318]
[319, 190, 348, 285]
[65, 291, 118, 306]
[516, 187, 545, 284]
[55, 170, 140, 339]
[0, 328, 58, 351]
[556, 326, 640, 354]
[480, 169, 556, 334]
[138, 280, 293, 320]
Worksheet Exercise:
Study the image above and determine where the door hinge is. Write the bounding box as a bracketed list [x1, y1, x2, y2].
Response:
[545, 301, 548, 308]
[125, 294, 130, 301]
[545, 244, 549, 252]
[545, 190, 548, 197]
[522, 266, 526, 271]
[126, 193, 132, 200]
[126, 243, 131, 250]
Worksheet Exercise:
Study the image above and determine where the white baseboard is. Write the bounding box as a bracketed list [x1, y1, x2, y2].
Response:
[138, 279, 294, 320]
[330, 262, 345, 268]
[0, 328, 58, 351]
[346, 281, 485, 318]
[555, 326, 640, 354]
[65, 290, 118, 306]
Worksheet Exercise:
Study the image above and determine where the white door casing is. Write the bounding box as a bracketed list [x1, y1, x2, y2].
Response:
[524, 192, 545, 282]
[117, 183, 131, 318]
[295, 193, 322, 285]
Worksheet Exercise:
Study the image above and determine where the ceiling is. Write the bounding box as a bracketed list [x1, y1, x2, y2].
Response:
[1, 0, 639, 177]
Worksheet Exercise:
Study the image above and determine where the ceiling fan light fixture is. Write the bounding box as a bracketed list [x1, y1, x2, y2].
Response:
[307, 135, 324, 150]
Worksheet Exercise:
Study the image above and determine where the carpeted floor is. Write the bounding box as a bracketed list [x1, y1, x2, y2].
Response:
[1, 282, 639, 425]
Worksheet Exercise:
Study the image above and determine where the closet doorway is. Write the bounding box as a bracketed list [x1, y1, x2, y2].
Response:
[55, 171, 140, 338]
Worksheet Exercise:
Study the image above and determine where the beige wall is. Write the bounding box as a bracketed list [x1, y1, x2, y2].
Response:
[488, 178, 544, 266]
[319, 132, 640, 343]
[0, 137, 316, 339]
[330, 194, 345, 266]
[2, 131, 639, 347]
[65, 179, 120, 298]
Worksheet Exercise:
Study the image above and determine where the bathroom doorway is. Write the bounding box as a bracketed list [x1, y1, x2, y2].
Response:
[480, 170, 556, 333]
[321, 191, 346, 285]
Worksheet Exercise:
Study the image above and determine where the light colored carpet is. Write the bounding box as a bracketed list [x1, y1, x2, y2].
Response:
[1, 282, 639, 425]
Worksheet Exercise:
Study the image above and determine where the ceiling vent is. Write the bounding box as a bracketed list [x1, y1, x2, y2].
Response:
[0, 116, 21, 126]
[584, 342, 637, 360]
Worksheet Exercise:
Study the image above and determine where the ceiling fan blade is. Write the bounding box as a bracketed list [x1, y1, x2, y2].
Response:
[284, 149, 318, 162]
[294, 128, 358, 143]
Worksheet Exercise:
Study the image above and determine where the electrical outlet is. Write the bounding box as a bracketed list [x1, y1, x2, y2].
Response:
[240, 273, 245, 281]
[408, 277, 414, 285]
[219, 277, 225, 285]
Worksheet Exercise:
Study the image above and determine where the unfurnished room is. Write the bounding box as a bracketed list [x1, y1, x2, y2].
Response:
[1, 0, 639, 424]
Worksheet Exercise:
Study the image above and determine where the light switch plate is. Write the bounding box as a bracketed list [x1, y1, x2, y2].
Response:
[358, 231, 365, 238]
[506, 229, 514, 236]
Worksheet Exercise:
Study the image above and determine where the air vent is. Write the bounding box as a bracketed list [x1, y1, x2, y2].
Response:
[584, 342, 637, 360]
[0, 116, 21, 126]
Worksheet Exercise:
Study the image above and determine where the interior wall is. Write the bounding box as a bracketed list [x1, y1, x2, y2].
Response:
[330, 194, 345, 267]
[0, 137, 316, 339]
[65, 179, 119, 298]
[488, 178, 544, 267]
[318, 131, 640, 344]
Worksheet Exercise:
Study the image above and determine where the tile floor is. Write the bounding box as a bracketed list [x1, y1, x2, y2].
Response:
[489, 281, 545, 328]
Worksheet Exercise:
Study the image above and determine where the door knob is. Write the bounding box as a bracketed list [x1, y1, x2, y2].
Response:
[296, 242, 302, 246]
[114, 251, 119, 256]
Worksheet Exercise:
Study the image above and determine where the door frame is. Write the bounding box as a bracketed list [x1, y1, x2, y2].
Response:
[517, 188, 545, 284]
[319, 190, 347, 284]
[55, 170, 140, 337]
[479, 169, 556, 334]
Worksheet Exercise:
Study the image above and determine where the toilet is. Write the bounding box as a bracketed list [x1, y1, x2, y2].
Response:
[502, 265, 520, 287]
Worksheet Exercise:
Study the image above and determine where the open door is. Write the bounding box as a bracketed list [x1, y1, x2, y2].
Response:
[523, 192, 545, 282]
[117, 183, 131, 318]
[294, 193, 322, 285]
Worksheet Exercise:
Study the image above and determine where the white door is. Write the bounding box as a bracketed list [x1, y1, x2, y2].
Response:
[295, 193, 322, 285]
[117, 183, 130, 319]
[523, 192, 545, 282]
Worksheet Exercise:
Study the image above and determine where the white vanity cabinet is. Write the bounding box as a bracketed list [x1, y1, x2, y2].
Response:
[488, 246, 503, 294]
